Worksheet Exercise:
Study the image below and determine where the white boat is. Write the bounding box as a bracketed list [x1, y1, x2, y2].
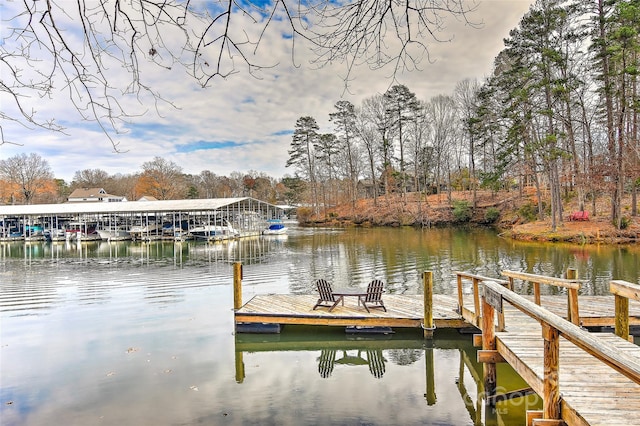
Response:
[129, 223, 161, 240]
[190, 221, 239, 241]
[97, 227, 131, 241]
[262, 219, 287, 235]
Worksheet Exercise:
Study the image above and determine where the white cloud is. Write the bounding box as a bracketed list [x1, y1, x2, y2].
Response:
[0, 0, 534, 183]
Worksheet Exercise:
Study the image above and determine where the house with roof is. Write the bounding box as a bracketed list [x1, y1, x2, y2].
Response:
[67, 188, 127, 203]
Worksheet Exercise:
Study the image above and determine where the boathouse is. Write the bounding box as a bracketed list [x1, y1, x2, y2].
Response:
[0, 197, 285, 241]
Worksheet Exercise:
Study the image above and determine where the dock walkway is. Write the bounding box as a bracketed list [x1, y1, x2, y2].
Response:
[497, 306, 640, 425]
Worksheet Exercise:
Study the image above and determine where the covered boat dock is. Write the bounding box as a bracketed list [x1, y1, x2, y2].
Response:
[0, 197, 286, 242]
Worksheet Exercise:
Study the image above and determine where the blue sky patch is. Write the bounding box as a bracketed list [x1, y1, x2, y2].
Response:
[175, 140, 241, 153]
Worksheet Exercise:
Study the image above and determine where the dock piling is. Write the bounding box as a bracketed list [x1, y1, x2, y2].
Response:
[233, 262, 243, 310]
[423, 271, 434, 339]
[480, 286, 497, 405]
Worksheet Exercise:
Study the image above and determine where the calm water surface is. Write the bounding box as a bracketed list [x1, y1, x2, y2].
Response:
[1, 226, 639, 425]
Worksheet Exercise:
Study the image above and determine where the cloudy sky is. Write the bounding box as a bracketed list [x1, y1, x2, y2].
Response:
[1, 0, 534, 183]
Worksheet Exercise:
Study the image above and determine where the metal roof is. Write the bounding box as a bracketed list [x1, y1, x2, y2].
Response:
[0, 197, 282, 216]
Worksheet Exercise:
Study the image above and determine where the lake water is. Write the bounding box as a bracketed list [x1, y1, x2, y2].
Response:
[1, 226, 639, 425]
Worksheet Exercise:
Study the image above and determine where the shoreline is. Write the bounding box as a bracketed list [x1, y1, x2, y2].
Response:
[307, 191, 640, 245]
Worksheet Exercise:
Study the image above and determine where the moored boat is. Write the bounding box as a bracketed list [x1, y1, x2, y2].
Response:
[44, 228, 67, 242]
[65, 222, 102, 241]
[190, 221, 239, 241]
[96, 227, 131, 241]
[262, 219, 287, 235]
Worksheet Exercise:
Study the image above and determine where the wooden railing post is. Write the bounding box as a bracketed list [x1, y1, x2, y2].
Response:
[615, 295, 630, 341]
[456, 273, 464, 315]
[542, 323, 561, 421]
[233, 262, 243, 310]
[533, 281, 541, 305]
[609, 280, 638, 341]
[423, 271, 434, 339]
[472, 278, 481, 327]
[481, 289, 497, 403]
[566, 268, 580, 325]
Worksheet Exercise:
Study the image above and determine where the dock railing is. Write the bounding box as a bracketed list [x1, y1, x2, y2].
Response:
[610, 279, 640, 341]
[501, 270, 583, 325]
[453, 271, 510, 328]
[481, 280, 640, 424]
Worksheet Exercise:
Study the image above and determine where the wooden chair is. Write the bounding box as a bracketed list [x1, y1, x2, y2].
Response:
[359, 279, 387, 313]
[313, 279, 342, 311]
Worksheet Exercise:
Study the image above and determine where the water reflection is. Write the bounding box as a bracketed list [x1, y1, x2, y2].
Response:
[2, 227, 638, 295]
[233, 328, 540, 425]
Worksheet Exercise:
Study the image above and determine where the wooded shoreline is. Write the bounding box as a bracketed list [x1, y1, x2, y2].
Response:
[303, 191, 640, 245]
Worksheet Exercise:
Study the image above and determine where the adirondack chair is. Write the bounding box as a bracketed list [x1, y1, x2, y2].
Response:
[359, 279, 387, 313]
[313, 279, 342, 311]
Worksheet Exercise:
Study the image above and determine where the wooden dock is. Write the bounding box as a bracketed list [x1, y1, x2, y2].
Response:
[233, 264, 640, 425]
[235, 293, 468, 329]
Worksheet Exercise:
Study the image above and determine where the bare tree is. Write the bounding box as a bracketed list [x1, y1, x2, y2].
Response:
[0, 153, 54, 204]
[72, 169, 112, 189]
[1, 1, 475, 147]
[137, 156, 185, 199]
[454, 78, 480, 206]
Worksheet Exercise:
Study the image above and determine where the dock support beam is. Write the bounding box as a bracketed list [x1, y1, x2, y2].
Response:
[233, 262, 243, 310]
[423, 271, 434, 339]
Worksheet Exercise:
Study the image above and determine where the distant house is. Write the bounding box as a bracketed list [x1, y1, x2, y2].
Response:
[137, 196, 158, 202]
[67, 188, 127, 203]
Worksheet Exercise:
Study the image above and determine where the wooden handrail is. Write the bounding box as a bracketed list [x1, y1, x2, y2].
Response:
[610, 280, 640, 340]
[501, 269, 582, 325]
[453, 271, 510, 286]
[610, 280, 640, 300]
[501, 270, 583, 290]
[453, 271, 509, 328]
[484, 280, 640, 385]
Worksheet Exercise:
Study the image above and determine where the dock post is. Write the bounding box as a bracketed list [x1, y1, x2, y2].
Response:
[233, 262, 243, 310]
[481, 292, 497, 405]
[423, 271, 434, 339]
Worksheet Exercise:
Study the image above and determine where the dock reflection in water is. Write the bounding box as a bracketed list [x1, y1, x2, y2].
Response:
[234, 327, 540, 425]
